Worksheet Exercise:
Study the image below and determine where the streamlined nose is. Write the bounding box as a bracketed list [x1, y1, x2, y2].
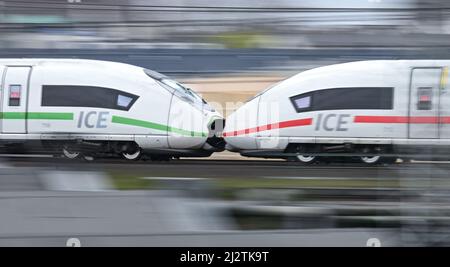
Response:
[223, 97, 260, 151]
[202, 109, 226, 151]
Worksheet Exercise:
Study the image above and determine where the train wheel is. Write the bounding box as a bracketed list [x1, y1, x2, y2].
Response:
[62, 146, 80, 159]
[295, 155, 317, 164]
[122, 149, 142, 161]
[359, 156, 381, 165]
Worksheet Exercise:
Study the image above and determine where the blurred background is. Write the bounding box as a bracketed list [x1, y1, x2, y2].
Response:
[2, 0, 450, 50]
[3, 0, 450, 115]
[2, 0, 450, 72]
[2, 0, 450, 247]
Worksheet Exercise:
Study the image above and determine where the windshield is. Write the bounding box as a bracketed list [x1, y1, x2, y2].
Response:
[144, 69, 205, 106]
[160, 78, 204, 104]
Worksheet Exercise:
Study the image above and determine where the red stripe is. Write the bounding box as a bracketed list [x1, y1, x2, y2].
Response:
[354, 116, 450, 124]
[224, 115, 450, 137]
[223, 118, 313, 137]
[354, 116, 408, 123]
[410, 117, 439, 123]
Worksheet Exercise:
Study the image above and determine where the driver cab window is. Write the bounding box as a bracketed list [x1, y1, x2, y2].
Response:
[144, 68, 205, 105]
[9, 85, 21, 106]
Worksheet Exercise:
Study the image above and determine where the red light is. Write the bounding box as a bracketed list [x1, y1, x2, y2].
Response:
[10, 92, 20, 98]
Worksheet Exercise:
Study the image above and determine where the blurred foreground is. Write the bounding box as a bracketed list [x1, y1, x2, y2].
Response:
[1, 156, 450, 246]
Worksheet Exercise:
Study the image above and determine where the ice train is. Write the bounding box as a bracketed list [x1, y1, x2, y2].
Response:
[0, 59, 225, 160]
[224, 60, 450, 164]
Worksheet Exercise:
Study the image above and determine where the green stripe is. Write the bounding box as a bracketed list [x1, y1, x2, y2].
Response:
[112, 115, 206, 137]
[168, 126, 206, 137]
[0, 112, 205, 137]
[27, 112, 73, 120]
[112, 115, 168, 132]
[0, 112, 26, 119]
[0, 112, 73, 120]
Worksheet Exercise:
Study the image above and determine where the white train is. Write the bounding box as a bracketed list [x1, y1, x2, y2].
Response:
[0, 59, 225, 160]
[224, 60, 450, 164]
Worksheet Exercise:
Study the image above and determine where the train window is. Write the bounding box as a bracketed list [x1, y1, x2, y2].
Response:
[144, 68, 168, 80]
[144, 69, 204, 105]
[117, 94, 133, 108]
[9, 85, 21, 106]
[293, 95, 311, 110]
[290, 87, 393, 113]
[159, 78, 204, 104]
[42, 85, 139, 111]
[417, 87, 433, 110]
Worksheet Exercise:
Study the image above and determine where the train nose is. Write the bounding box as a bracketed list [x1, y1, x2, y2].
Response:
[203, 111, 226, 152]
[223, 97, 260, 151]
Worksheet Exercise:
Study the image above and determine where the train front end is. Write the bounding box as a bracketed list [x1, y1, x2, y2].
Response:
[223, 96, 261, 153]
[144, 69, 225, 156]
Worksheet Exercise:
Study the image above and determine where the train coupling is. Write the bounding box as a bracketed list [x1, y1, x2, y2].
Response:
[203, 136, 226, 152]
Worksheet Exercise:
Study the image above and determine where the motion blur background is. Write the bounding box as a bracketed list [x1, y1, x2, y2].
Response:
[2, 0, 450, 115]
[2, 0, 450, 50]
[1, 0, 450, 247]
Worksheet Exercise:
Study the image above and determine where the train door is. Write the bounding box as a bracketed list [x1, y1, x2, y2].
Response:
[439, 68, 450, 139]
[1, 66, 31, 134]
[409, 68, 441, 139]
[0, 65, 4, 133]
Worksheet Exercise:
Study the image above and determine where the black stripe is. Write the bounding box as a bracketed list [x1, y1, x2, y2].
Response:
[41, 85, 139, 111]
[290, 87, 394, 113]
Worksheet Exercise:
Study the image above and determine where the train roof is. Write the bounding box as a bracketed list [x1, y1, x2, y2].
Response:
[0, 58, 143, 72]
[300, 60, 450, 75]
[282, 60, 450, 84]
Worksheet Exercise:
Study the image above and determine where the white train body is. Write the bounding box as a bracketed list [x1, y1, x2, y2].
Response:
[224, 60, 450, 160]
[0, 59, 224, 158]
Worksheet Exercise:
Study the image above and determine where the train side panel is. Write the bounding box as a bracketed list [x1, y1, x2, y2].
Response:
[23, 63, 178, 149]
[0, 59, 224, 157]
[256, 61, 410, 150]
[0, 65, 6, 133]
[224, 60, 450, 158]
[440, 68, 450, 140]
[223, 97, 260, 150]
[167, 94, 209, 149]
